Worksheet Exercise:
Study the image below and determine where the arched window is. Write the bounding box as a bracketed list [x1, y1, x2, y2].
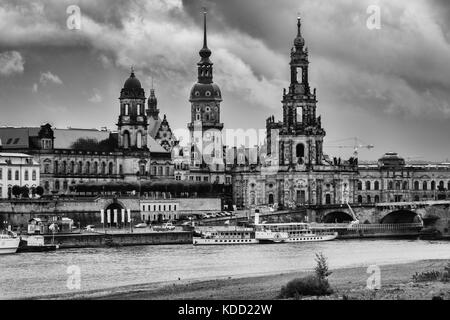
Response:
[108, 162, 114, 175]
[101, 162, 106, 175]
[374, 181, 379, 191]
[296, 144, 305, 161]
[55, 180, 60, 190]
[357, 181, 362, 190]
[165, 167, 170, 176]
[268, 194, 274, 204]
[395, 181, 401, 190]
[62, 161, 67, 174]
[123, 131, 130, 149]
[7, 169, 12, 180]
[431, 181, 436, 190]
[423, 181, 428, 190]
[403, 181, 408, 190]
[78, 161, 83, 174]
[365, 181, 371, 191]
[357, 195, 363, 203]
[86, 162, 90, 174]
[70, 161, 75, 174]
[250, 193, 256, 205]
[15, 170, 19, 180]
[367, 195, 371, 203]
[325, 194, 331, 205]
[119, 165, 123, 175]
[414, 181, 419, 190]
[388, 181, 393, 190]
[93, 162, 98, 174]
[24, 171, 29, 181]
[124, 104, 129, 115]
[439, 181, 444, 190]
[374, 195, 380, 203]
[136, 131, 142, 149]
[54, 161, 59, 174]
[158, 167, 163, 175]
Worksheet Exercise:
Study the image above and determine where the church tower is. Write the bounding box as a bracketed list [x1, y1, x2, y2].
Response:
[267, 16, 325, 167]
[187, 9, 224, 167]
[117, 68, 148, 150]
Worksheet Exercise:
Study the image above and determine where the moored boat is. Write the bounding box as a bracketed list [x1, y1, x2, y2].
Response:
[254, 213, 338, 243]
[193, 227, 258, 245]
[17, 235, 59, 253]
[0, 232, 20, 255]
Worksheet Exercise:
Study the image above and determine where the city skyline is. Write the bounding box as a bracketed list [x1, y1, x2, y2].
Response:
[0, 0, 450, 161]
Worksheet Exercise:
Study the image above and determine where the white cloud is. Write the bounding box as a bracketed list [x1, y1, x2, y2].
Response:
[88, 88, 103, 103]
[39, 71, 63, 86]
[0, 50, 24, 76]
[32, 83, 38, 93]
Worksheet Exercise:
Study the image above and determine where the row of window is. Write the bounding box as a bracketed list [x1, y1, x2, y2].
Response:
[358, 180, 450, 191]
[141, 204, 178, 212]
[122, 103, 144, 116]
[0, 169, 37, 181]
[48, 160, 121, 176]
[357, 194, 443, 204]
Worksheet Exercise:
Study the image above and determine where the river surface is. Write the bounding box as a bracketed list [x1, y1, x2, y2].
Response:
[1, 239, 450, 299]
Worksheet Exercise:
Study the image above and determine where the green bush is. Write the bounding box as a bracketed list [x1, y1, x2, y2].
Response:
[315, 252, 332, 280]
[412, 270, 441, 282]
[279, 253, 334, 299]
[279, 275, 333, 299]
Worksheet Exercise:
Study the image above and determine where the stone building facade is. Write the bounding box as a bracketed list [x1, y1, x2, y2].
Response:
[0, 153, 40, 198]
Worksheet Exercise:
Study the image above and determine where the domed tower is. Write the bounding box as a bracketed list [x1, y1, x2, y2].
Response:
[117, 68, 148, 150]
[187, 9, 224, 166]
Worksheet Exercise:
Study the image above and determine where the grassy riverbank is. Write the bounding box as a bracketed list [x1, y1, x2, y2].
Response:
[35, 259, 450, 300]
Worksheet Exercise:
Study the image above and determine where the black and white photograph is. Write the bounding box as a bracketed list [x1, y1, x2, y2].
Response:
[0, 0, 450, 308]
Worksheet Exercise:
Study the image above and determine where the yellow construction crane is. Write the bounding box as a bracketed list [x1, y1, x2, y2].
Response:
[326, 137, 374, 158]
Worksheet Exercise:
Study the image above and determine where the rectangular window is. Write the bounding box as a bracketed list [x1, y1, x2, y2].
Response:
[0, 168, 2, 180]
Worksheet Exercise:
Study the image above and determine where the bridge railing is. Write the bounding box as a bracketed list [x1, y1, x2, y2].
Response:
[348, 223, 423, 230]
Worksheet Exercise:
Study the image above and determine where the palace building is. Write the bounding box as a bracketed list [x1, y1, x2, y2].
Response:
[0, 71, 176, 196]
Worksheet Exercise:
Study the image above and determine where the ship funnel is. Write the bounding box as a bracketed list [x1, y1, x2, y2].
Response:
[254, 212, 260, 225]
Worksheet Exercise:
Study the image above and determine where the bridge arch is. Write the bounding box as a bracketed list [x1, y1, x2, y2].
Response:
[380, 210, 421, 224]
[323, 211, 354, 223]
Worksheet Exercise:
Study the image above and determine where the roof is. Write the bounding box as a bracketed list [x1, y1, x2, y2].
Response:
[148, 135, 168, 153]
[53, 128, 110, 149]
[148, 117, 162, 139]
[0, 128, 32, 149]
[0, 152, 33, 158]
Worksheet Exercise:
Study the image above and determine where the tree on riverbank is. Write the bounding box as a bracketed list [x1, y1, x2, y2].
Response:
[279, 252, 334, 299]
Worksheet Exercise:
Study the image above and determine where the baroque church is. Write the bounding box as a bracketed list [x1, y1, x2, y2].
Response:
[231, 17, 358, 209]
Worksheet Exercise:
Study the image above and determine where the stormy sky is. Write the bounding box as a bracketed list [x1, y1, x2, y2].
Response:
[0, 0, 450, 161]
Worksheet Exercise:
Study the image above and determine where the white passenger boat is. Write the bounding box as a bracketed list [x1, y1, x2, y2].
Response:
[193, 227, 258, 245]
[254, 213, 338, 243]
[0, 232, 20, 255]
[193, 227, 289, 245]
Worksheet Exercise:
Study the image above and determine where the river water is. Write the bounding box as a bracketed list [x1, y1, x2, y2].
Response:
[1, 239, 449, 299]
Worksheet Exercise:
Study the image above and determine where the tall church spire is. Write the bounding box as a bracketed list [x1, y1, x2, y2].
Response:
[197, 8, 213, 84]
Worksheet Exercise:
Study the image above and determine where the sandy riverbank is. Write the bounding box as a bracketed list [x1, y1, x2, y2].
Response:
[32, 259, 450, 300]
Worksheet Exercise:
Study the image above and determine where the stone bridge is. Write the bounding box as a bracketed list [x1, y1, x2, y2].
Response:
[309, 201, 450, 224]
